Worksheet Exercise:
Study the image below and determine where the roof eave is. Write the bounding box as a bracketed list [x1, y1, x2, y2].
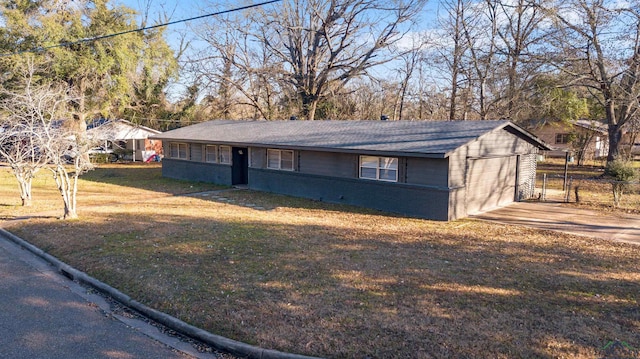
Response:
[151, 136, 449, 158]
[501, 122, 553, 151]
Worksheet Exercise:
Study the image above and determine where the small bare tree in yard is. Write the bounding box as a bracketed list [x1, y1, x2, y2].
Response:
[0, 60, 96, 219]
[0, 62, 64, 206]
[0, 120, 45, 206]
[44, 122, 95, 219]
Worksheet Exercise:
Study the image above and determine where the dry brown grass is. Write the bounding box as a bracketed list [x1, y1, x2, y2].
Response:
[1, 163, 639, 358]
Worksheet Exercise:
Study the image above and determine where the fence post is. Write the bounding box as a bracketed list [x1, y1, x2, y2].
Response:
[565, 176, 573, 203]
[563, 151, 570, 192]
[542, 173, 547, 201]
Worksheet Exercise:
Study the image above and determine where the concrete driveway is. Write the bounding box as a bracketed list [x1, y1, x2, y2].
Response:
[473, 202, 640, 245]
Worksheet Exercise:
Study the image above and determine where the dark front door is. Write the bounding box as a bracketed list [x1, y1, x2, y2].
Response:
[231, 147, 248, 185]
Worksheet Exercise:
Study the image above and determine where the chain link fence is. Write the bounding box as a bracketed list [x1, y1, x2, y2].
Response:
[536, 172, 640, 210]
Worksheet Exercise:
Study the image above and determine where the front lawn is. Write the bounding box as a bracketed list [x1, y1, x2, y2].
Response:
[1, 164, 638, 358]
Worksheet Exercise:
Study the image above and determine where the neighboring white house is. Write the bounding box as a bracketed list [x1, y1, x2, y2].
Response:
[526, 119, 609, 162]
[87, 119, 163, 162]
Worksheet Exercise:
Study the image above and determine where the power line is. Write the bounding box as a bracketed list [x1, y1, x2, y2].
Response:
[0, 0, 282, 57]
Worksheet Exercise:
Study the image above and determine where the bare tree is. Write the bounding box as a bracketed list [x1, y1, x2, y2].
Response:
[0, 58, 99, 219]
[243, 0, 426, 121]
[191, 14, 287, 120]
[495, 0, 547, 120]
[44, 121, 95, 220]
[461, 0, 499, 120]
[0, 61, 64, 206]
[545, 0, 640, 163]
[429, 0, 549, 121]
[393, 43, 423, 120]
[437, 0, 470, 120]
[622, 116, 639, 160]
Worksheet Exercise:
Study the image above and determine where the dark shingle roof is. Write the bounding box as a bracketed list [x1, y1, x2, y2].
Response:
[153, 120, 546, 158]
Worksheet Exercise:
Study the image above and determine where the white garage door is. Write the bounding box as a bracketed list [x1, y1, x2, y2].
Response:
[466, 156, 518, 215]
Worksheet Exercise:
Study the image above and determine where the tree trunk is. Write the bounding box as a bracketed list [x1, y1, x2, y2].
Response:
[19, 182, 32, 207]
[612, 182, 624, 208]
[606, 123, 623, 163]
[449, 81, 458, 121]
[14, 173, 33, 207]
[63, 201, 78, 220]
[479, 78, 487, 120]
[302, 93, 319, 121]
[52, 165, 78, 220]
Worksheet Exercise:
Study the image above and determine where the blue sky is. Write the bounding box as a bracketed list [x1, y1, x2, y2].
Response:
[117, 0, 442, 39]
[116, 0, 443, 99]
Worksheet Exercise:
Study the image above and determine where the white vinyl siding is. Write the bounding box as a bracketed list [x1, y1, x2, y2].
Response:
[169, 142, 188, 159]
[267, 149, 294, 170]
[219, 145, 231, 164]
[359, 155, 398, 182]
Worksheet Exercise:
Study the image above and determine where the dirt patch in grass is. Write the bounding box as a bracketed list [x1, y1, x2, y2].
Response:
[1, 164, 639, 358]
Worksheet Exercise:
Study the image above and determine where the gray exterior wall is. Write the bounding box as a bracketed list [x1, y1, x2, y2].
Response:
[247, 147, 451, 219]
[449, 129, 537, 187]
[447, 130, 540, 218]
[248, 168, 451, 220]
[405, 157, 449, 187]
[297, 150, 358, 178]
[161, 158, 233, 186]
[467, 128, 538, 157]
[252, 148, 441, 185]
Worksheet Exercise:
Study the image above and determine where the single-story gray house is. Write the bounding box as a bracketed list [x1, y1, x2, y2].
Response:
[152, 120, 550, 221]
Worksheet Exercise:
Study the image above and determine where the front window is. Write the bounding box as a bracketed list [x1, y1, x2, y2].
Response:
[169, 142, 188, 159]
[205, 145, 217, 163]
[359, 155, 398, 182]
[267, 149, 294, 170]
[555, 133, 571, 144]
[219, 145, 231, 164]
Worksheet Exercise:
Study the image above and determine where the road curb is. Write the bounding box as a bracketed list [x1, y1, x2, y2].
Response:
[0, 227, 322, 359]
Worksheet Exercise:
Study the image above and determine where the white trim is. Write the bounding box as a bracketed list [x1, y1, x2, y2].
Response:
[267, 149, 294, 171]
[169, 142, 188, 159]
[205, 145, 218, 163]
[359, 155, 398, 182]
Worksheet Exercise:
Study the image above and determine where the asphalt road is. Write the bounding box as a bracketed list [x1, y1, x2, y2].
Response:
[0, 234, 218, 359]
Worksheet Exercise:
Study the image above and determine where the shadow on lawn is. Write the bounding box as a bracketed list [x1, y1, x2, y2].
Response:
[84, 164, 400, 218]
[82, 164, 224, 195]
[12, 209, 640, 359]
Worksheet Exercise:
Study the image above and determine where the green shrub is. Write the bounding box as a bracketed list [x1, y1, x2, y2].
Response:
[90, 153, 115, 163]
[606, 159, 638, 207]
[606, 159, 637, 181]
